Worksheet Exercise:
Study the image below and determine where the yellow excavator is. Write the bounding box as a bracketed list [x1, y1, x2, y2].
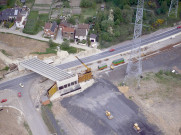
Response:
[75, 56, 93, 82]
[110, 64, 114, 70]
[133, 123, 142, 133]
[105, 111, 114, 120]
[75, 56, 91, 73]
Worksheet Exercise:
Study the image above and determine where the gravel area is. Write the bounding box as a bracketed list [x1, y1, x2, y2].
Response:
[52, 79, 161, 135]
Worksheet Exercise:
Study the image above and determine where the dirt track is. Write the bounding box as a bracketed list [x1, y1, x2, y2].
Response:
[0, 107, 28, 135]
[0, 33, 49, 59]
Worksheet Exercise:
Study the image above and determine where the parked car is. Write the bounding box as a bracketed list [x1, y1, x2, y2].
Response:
[19, 83, 24, 88]
[109, 49, 115, 52]
[18, 92, 22, 97]
[1, 99, 7, 103]
[177, 26, 181, 29]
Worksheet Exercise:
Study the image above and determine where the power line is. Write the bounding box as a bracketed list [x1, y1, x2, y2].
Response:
[168, 0, 179, 17]
[124, 0, 144, 88]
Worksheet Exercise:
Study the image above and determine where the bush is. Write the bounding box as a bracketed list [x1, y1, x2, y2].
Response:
[80, 0, 93, 8]
[70, 39, 74, 43]
[49, 39, 58, 48]
[82, 39, 86, 44]
[67, 16, 76, 25]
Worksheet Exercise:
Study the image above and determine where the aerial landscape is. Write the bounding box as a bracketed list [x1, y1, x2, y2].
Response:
[0, 0, 181, 135]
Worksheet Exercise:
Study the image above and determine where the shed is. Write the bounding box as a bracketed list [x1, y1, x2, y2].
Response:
[90, 34, 97, 42]
[40, 95, 50, 105]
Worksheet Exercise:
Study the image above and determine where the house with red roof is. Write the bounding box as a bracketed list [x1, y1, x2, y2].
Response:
[44, 22, 58, 39]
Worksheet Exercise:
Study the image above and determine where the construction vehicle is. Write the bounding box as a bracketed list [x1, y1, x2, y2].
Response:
[105, 111, 114, 119]
[110, 64, 114, 70]
[133, 123, 142, 133]
[75, 56, 93, 83]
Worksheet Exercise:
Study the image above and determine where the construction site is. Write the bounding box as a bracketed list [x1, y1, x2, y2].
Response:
[0, 0, 181, 135]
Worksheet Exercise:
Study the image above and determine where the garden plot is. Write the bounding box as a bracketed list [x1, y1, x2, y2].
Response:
[34, 0, 52, 5]
[70, 0, 81, 7]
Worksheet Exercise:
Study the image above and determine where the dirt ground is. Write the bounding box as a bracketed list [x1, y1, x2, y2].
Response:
[0, 33, 50, 59]
[120, 72, 181, 135]
[0, 107, 29, 135]
[34, 0, 52, 4]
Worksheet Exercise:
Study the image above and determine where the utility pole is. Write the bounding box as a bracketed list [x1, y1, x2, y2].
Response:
[168, 0, 179, 18]
[124, 0, 144, 88]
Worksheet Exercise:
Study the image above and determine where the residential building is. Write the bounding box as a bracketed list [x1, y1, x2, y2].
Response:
[21, 0, 26, 4]
[59, 21, 71, 30]
[90, 34, 97, 42]
[75, 23, 89, 41]
[0, 0, 7, 6]
[44, 22, 58, 38]
[62, 27, 75, 39]
[16, 6, 29, 28]
[75, 29, 87, 41]
[101, 4, 105, 11]
[0, 8, 21, 21]
[77, 23, 89, 30]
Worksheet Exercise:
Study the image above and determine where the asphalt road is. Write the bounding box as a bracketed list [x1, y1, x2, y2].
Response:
[61, 79, 161, 135]
[99, 43, 181, 84]
[0, 27, 181, 90]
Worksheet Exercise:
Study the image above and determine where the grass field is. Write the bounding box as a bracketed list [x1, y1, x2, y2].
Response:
[23, 11, 39, 35]
[37, 14, 49, 31]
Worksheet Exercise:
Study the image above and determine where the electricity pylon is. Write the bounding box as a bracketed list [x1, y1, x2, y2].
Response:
[124, 0, 144, 88]
[168, 0, 179, 17]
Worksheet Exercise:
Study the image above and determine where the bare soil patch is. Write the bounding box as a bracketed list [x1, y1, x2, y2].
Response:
[34, 0, 52, 5]
[0, 33, 50, 59]
[123, 71, 181, 135]
[0, 107, 29, 135]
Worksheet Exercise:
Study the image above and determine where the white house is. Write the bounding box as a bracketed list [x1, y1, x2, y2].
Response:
[16, 6, 29, 28]
[75, 29, 87, 41]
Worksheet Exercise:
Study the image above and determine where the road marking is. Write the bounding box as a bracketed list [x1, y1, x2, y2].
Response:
[173, 43, 181, 48]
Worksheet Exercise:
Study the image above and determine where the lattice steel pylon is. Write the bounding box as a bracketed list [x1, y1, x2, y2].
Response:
[124, 0, 144, 87]
[168, 0, 179, 17]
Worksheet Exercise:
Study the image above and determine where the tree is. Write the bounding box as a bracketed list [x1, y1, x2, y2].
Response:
[121, 9, 133, 23]
[67, 16, 76, 25]
[95, 0, 103, 3]
[80, 0, 92, 8]
[101, 20, 114, 32]
[113, 7, 122, 22]
[101, 32, 112, 41]
[161, 1, 168, 14]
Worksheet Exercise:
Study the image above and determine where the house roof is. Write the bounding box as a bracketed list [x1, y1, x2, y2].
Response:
[59, 21, 71, 28]
[51, 22, 57, 32]
[0, 8, 21, 21]
[78, 24, 89, 30]
[44, 22, 51, 29]
[101, 4, 105, 8]
[0, 0, 7, 5]
[63, 27, 74, 33]
[90, 34, 97, 39]
[75, 29, 86, 36]
[21, 0, 26, 3]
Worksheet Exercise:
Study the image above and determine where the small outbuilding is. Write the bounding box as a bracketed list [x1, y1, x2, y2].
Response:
[90, 34, 97, 42]
[40, 95, 50, 105]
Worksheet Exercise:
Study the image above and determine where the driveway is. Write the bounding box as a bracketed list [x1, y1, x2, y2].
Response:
[55, 29, 63, 44]
[0, 75, 50, 135]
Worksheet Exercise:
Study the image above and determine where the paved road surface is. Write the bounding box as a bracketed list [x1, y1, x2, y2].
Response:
[0, 27, 181, 90]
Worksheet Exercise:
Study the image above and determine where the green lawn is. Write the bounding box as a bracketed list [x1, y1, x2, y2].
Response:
[23, 11, 39, 35]
[81, 8, 97, 18]
[38, 14, 49, 31]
